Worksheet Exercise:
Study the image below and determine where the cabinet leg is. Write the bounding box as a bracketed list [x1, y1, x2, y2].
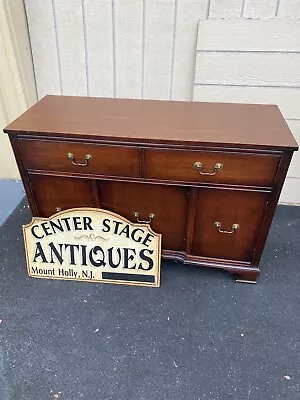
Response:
[235, 270, 259, 284]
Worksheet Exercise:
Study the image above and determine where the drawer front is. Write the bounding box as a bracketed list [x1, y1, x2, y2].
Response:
[191, 188, 269, 262]
[145, 149, 280, 187]
[19, 139, 140, 177]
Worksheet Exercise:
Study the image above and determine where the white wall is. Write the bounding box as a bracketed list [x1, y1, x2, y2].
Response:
[25, 0, 300, 102]
[193, 18, 300, 205]
[24, 0, 300, 203]
[0, 0, 36, 179]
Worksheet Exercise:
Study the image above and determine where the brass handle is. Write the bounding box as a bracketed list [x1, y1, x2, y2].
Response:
[194, 161, 223, 176]
[67, 152, 92, 166]
[214, 221, 239, 234]
[133, 212, 155, 224]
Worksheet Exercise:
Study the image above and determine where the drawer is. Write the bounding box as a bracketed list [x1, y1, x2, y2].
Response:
[192, 188, 269, 262]
[145, 149, 280, 187]
[18, 139, 140, 177]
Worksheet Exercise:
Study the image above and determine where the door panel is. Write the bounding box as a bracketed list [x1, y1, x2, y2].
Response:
[192, 188, 269, 261]
[30, 175, 96, 217]
[99, 181, 188, 251]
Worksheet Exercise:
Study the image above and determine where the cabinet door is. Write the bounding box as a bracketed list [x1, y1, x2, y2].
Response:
[99, 181, 188, 251]
[192, 188, 269, 262]
[29, 175, 96, 217]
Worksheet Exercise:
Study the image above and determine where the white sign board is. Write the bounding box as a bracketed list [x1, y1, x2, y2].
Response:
[23, 208, 162, 287]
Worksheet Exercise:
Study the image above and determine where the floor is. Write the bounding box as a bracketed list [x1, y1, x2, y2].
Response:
[0, 180, 24, 226]
[1, 196, 300, 400]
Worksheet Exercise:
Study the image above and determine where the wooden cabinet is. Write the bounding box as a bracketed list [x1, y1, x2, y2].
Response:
[4, 95, 298, 283]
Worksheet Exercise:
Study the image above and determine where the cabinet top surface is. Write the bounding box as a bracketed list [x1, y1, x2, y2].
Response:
[4, 95, 298, 150]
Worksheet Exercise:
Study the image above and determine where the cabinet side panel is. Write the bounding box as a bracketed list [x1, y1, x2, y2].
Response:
[9, 134, 38, 215]
[252, 151, 293, 267]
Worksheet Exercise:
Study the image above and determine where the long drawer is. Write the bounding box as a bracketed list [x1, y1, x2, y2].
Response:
[145, 149, 280, 187]
[18, 139, 140, 178]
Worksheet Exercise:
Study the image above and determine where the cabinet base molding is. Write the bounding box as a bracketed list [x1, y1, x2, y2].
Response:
[162, 250, 260, 282]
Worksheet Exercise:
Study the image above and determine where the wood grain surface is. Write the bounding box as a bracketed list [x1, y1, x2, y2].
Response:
[5, 95, 298, 150]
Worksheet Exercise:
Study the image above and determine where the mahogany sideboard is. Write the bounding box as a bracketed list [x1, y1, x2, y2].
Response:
[4, 96, 298, 283]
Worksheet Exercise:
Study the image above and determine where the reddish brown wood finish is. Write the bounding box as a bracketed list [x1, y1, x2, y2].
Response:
[29, 175, 96, 217]
[191, 188, 269, 261]
[4, 95, 299, 283]
[99, 181, 188, 251]
[19, 139, 140, 177]
[5, 95, 298, 150]
[9, 135, 39, 216]
[145, 149, 280, 187]
[251, 151, 293, 268]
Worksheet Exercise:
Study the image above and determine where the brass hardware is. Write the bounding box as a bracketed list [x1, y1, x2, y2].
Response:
[194, 161, 223, 176]
[214, 221, 239, 234]
[67, 152, 92, 166]
[133, 212, 155, 224]
[55, 207, 62, 212]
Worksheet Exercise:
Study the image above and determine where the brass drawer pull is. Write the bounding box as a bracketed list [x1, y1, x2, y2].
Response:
[194, 161, 223, 176]
[67, 152, 92, 166]
[133, 212, 155, 224]
[214, 221, 239, 234]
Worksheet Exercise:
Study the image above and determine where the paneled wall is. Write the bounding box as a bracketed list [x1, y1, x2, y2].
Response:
[193, 18, 300, 204]
[25, 0, 300, 102]
[25, 0, 300, 203]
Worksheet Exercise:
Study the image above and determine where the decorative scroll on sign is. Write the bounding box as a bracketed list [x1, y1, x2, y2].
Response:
[23, 208, 162, 287]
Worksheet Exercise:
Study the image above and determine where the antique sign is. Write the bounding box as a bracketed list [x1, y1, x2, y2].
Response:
[23, 208, 162, 287]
